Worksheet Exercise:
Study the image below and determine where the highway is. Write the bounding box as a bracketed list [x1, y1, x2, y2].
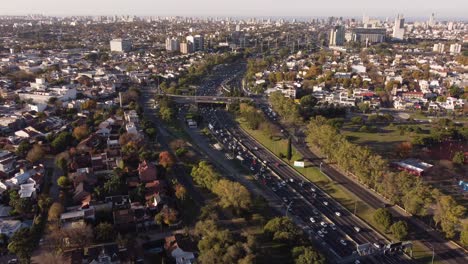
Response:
[255, 100, 468, 264]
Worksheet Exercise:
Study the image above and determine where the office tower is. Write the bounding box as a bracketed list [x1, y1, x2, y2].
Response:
[110, 38, 132, 52]
[392, 14, 405, 40]
[194, 35, 204, 51]
[329, 26, 345, 46]
[165, 37, 180, 52]
[448, 22, 454, 31]
[433, 43, 445, 53]
[449, 43, 462, 54]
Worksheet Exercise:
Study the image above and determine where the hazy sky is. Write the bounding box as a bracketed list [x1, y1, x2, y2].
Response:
[2, 0, 467, 19]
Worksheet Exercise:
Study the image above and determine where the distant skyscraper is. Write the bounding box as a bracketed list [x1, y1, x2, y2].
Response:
[180, 42, 194, 54]
[329, 26, 345, 46]
[110, 38, 132, 53]
[392, 14, 405, 40]
[194, 35, 204, 51]
[428, 13, 436, 27]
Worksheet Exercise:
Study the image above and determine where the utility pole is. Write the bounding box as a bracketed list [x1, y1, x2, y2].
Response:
[354, 200, 357, 215]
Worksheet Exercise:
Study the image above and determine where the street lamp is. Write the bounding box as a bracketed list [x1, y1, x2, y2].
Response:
[427, 243, 435, 264]
[285, 201, 293, 217]
[319, 162, 323, 172]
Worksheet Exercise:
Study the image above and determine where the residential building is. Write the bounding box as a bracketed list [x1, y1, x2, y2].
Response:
[351, 28, 386, 43]
[110, 38, 132, 53]
[433, 43, 445, 53]
[165, 37, 180, 52]
[180, 42, 194, 54]
[449, 43, 462, 54]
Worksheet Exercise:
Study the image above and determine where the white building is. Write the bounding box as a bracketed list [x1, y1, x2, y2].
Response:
[165, 37, 180, 52]
[110, 38, 132, 53]
[449, 43, 462, 55]
[433, 43, 445, 53]
[392, 14, 405, 40]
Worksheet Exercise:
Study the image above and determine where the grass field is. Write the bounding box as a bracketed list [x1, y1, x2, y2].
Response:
[238, 118, 440, 263]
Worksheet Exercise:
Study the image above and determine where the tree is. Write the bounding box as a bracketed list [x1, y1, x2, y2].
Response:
[357, 102, 370, 113]
[157, 206, 179, 225]
[390, 221, 408, 241]
[9, 191, 32, 216]
[81, 99, 97, 110]
[191, 161, 220, 190]
[373, 208, 393, 231]
[55, 155, 68, 172]
[160, 106, 174, 122]
[174, 184, 187, 201]
[57, 176, 71, 188]
[159, 151, 175, 169]
[16, 140, 32, 157]
[47, 202, 64, 222]
[213, 179, 252, 214]
[351, 116, 364, 125]
[292, 246, 325, 264]
[72, 124, 90, 141]
[51, 132, 73, 152]
[8, 228, 34, 263]
[95, 222, 115, 242]
[452, 151, 465, 165]
[460, 223, 468, 247]
[433, 195, 466, 239]
[26, 144, 45, 163]
[287, 137, 292, 161]
[264, 217, 301, 242]
[395, 142, 413, 158]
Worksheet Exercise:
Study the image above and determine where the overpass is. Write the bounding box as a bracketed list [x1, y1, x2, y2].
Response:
[156, 94, 253, 104]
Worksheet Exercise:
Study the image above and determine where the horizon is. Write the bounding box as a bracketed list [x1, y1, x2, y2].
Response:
[1, 0, 467, 20]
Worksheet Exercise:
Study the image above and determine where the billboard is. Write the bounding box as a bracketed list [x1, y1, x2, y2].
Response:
[294, 161, 305, 168]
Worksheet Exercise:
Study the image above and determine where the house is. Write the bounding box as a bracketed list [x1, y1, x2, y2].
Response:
[60, 207, 95, 229]
[137, 160, 158, 183]
[0, 219, 29, 237]
[392, 159, 433, 176]
[73, 182, 92, 205]
[165, 234, 197, 264]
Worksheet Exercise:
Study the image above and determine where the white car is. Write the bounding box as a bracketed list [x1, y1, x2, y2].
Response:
[317, 231, 324, 237]
[320, 221, 327, 227]
[330, 223, 336, 230]
[309, 217, 315, 223]
[335, 211, 341, 217]
[340, 239, 347, 246]
[323, 201, 329, 206]
[354, 226, 361, 232]
[373, 243, 381, 249]
[311, 187, 316, 192]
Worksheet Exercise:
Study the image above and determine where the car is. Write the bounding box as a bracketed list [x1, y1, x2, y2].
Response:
[354, 226, 361, 232]
[282, 197, 288, 203]
[330, 223, 336, 230]
[311, 187, 316, 192]
[320, 221, 327, 227]
[373, 243, 381, 248]
[340, 239, 347, 246]
[281, 181, 287, 186]
[272, 187, 277, 192]
[335, 211, 341, 217]
[323, 201, 329, 206]
[309, 217, 315, 223]
[8, 260, 18, 264]
[354, 260, 361, 264]
[321, 228, 328, 234]
[299, 181, 304, 187]
[254, 146, 258, 150]
[313, 209, 319, 215]
[289, 178, 294, 183]
[317, 231, 324, 237]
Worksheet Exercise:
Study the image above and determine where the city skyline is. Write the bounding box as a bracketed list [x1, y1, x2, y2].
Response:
[1, 0, 468, 19]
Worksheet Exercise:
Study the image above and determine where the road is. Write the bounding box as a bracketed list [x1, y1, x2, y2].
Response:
[256, 100, 468, 264]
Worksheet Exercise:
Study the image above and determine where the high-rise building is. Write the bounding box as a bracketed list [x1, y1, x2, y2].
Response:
[180, 42, 194, 54]
[428, 13, 436, 27]
[392, 14, 405, 40]
[165, 37, 180, 52]
[449, 43, 462, 54]
[433, 43, 445, 53]
[110, 38, 132, 53]
[194, 35, 204, 51]
[329, 26, 345, 46]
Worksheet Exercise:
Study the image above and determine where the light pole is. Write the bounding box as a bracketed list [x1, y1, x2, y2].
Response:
[319, 162, 323, 172]
[427, 243, 435, 264]
[285, 201, 293, 217]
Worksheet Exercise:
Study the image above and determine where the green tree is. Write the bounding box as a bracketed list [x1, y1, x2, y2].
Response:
[433, 195, 466, 239]
[94, 222, 115, 242]
[51, 132, 73, 152]
[57, 176, 70, 188]
[292, 246, 325, 264]
[213, 179, 252, 214]
[390, 221, 409, 241]
[7, 228, 34, 263]
[16, 141, 32, 157]
[287, 136, 292, 161]
[452, 151, 465, 165]
[373, 208, 393, 231]
[460, 223, 468, 247]
[191, 161, 220, 190]
[264, 217, 301, 242]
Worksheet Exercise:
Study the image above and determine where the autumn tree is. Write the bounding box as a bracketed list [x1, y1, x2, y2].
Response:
[460, 223, 468, 247]
[174, 184, 187, 201]
[213, 179, 252, 214]
[81, 99, 97, 110]
[26, 144, 45, 163]
[395, 142, 413, 158]
[159, 151, 175, 169]
[72, 124, 90, 141]
[47, 202, 64, 222]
